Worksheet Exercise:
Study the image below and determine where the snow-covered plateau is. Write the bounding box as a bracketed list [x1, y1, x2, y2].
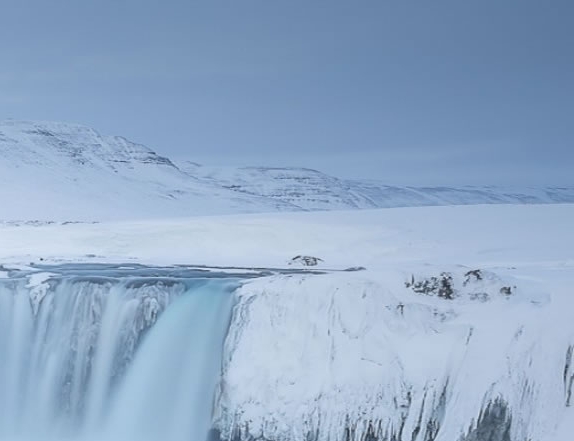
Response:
[1, 203, 573, 441]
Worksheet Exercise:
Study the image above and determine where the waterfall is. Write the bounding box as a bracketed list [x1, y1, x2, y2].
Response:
[0, 269, 236, 441]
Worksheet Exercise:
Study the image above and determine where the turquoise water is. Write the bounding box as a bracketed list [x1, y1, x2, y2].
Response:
[0, 267, 237, 441]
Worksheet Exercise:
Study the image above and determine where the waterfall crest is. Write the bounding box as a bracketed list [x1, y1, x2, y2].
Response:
[0, 270, 236, 441]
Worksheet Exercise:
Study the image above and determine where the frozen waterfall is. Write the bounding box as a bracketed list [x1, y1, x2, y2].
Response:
[0, 266, 237, 441]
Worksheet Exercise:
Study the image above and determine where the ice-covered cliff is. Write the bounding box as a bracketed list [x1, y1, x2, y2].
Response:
[214, 269, 574, 441]
[2, 262, 572, 441]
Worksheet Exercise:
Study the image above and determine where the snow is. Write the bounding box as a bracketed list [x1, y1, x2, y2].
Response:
[178, 161, 574, 211]
[1, 119, 573, 222]
[217, 269, 570, 441]
[1, 203, 573, 440]
[0, 120, 291, 221]
[1, 120, 573, 441]
[1, 203, 572, 271]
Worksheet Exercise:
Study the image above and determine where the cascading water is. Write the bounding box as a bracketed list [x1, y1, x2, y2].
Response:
[0, 265, 239, 441]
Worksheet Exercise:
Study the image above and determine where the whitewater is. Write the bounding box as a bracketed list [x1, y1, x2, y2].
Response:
[0, 266, 238, 441]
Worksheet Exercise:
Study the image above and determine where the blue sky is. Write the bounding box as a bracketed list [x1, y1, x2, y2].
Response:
[1, 0, 572, 185]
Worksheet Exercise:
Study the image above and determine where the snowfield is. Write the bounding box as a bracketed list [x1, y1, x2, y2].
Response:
[1, 203, 573, 441]
[1, 204, 572, 270]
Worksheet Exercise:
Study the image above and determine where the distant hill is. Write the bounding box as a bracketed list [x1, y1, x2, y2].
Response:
[1, 119, 572, 221]
[179, 162, 574, 210]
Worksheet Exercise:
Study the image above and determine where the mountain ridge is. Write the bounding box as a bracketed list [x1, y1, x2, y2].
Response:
[177, 160, 574, 210]
[1, 119, 573, 221]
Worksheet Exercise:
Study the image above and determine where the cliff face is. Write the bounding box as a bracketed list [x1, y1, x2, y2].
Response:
[214, 270, 574, 441]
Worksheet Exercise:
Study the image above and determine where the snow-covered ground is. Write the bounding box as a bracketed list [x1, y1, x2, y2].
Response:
[1, 204, 573, 441]
[2, 203, 572, 270]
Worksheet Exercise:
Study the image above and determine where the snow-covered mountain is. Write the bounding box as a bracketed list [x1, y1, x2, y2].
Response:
[179, 162, 574, 211]
[0, 120, 295, 221]
[1, 119, 573, 221]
